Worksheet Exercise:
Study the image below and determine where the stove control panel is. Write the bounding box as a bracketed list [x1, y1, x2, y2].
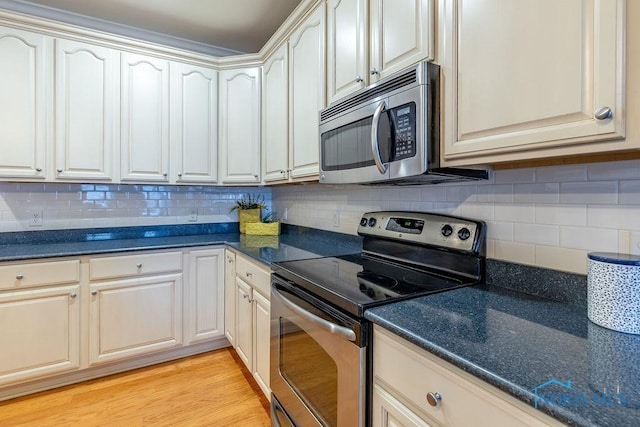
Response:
[358, 211, 485, 253]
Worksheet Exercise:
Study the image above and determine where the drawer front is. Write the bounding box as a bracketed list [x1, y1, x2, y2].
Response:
[235, 254, 270, 297]
[90, 251, 183, 280]
[373, 327, 559, 427]
[0, 260, 80, 291]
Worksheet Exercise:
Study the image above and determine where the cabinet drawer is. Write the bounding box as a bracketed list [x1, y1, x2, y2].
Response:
[90, 251, 182, 280]
[373, 327, 561, 427]
[0, 260, 80, 291]
[235, 254, 270, 297]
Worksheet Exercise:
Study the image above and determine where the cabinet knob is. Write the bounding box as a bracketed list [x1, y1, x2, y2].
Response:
[246, 272, 252, 277]
[69, 292, 77, 299]
[15, 274, 24, 280]
[355, 75, 364, 82]
[370, 68, 379, 76]
[136, 263, 142, 269]
[426, 392, 442, 407]
[57, 168, 63, 173]
[163, 172, 168, 177]
[178, 173, 182, 178]
[228, 258, 234, 264]
[35, 168, 42, 172]
[594, 106, 612, 120]
[91, 290, 98, 296]
[280, 170, 286, 174]
[253, 174, 259, 179]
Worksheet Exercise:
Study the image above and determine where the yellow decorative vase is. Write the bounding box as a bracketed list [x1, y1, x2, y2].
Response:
[238, 208, 262, 233]
[245, 222, 281, 236]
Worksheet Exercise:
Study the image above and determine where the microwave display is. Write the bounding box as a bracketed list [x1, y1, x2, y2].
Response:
[391, 103, 416, 161]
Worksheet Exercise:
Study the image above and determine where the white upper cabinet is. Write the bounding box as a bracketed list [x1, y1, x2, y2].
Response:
[120, 52, 170, 182]
[170, 62, 218, 184]
[440, 0, 626, 164]
[289, 3, 326, 179]
[219, 67, 261, 184]
[54, 39, 119, 181]
[327, 0, 434, 103]
[262, 43, 290, 183]
[0, 26, 48, 180]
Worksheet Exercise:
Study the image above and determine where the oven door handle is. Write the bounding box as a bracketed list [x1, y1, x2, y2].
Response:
[273, 287, 357, 342]
[371, 100, 388, 174]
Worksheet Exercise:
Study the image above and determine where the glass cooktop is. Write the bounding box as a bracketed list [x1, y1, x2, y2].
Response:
[273, 253, 475, 317]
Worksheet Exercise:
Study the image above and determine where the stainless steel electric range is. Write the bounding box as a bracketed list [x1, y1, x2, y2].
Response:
[270, 211, 486, 427]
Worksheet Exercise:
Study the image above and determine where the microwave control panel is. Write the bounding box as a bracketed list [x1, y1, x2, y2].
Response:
[391, 103, 416, 161]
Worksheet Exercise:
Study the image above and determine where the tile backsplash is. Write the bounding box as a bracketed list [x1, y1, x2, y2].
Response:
[272, 159, 640, 275]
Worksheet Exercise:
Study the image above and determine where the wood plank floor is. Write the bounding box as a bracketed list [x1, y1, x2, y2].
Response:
[0, 348, 271, 426]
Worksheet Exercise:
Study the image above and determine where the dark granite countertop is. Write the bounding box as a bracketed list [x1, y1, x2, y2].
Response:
[366, 284, 640, 426]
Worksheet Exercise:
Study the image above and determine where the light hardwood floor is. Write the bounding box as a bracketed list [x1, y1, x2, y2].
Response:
[0, 348, 271, 426]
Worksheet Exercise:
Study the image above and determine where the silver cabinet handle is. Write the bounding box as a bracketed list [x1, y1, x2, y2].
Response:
[177, 173, 182, 178]
[426, 392, 442, 407]
[163, 172, 168, 177]
[136, 263, 142, 269]
[57, 168, 63, 173]
[595, 106, 612, 120]
[272, 287, 356, 342]
[371, 100, 388, 174]
[355, 75, 364, 82]
[35, 168, 42, 172]
[245, 272, 252, 277]
[242, 293, 253, 303]
[16, 274, 24, 280]
[370, 68, 379, 75]
[280, 170, 286, 174]
[69, 292, 77, 299]
[227, 258, 234, 264]
[91, 290, 98, 296]
[253, 174, 259, 179]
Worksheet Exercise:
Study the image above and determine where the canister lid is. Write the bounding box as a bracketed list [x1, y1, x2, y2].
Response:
[588, 252, 640, 266]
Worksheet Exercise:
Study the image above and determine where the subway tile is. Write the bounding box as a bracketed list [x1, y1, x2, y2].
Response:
[432, 202, 462, 216]
[494, 203, 535, 223]
[559, 226, 618, 252]
[587, 205, 640, 230]
[535, 164, 587, 183]
[560, 181, 618, 204]
[514, 223, 559, 246]
[446, 185, 477, 202]
[619, 180, 640, 205]
[513, 183, 559, 204]
[493, 240, 536, 265]
[535, 245, 588, 275]
[486, 221, 514, 241]
[535, 204, 587, 226]
[494, 168, 535, 184]
[477, 184, 513, 203]
[588, 160, 640, 180]
[461, 203, 494, 221]
[630, 232, 640, 255]
[420, 187, 447, 202]
[398, 188, 421, 201]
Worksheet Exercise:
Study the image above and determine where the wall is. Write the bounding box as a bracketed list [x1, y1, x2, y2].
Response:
[272, 159, 640, 275]
[0, 183, 271, 232]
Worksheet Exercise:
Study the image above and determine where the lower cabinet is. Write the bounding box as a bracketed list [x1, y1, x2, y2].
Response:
[224, 250, 237, 346]
[372, 326, 563, 427]
[229, 250, 271, 399]
[186, 248, 225, 344]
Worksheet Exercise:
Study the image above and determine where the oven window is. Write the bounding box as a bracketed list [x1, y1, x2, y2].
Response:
[280, 318, 337, 426]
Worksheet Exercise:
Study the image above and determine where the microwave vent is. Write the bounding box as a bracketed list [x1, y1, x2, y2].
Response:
[321, 68, 418, 121]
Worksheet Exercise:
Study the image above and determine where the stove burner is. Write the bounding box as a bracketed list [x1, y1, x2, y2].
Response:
[357, 272, 398, 289]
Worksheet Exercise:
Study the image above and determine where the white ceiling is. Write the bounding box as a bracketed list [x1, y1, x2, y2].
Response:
[1, 0, 302, 54]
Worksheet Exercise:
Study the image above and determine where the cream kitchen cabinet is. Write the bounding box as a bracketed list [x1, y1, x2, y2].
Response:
[373, 326, 563, 427]
[231, 252, 271, 399]
[288, 3, 325, 180]
[88, 251, 183, 365]
[327, 0, 434, 103]
[224, 250, 237, 346]
[185, 248, 225, 344]
[440, 0, 626, 165]
[54, 38, 119, 182]
[120, 52, 171, 182]
[262, 43, 290, 184]
[170, 62, 218, 184]
[0, 259, 80, 387]
[0, 25, 48, 180]
[219, 66, 261, 184]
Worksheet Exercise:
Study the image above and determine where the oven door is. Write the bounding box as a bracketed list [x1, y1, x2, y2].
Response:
[270, 275, 367, 427]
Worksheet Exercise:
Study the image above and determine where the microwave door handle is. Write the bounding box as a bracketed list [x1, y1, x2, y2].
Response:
[371, 100, 388, 174]
[273, 287, 356, 342]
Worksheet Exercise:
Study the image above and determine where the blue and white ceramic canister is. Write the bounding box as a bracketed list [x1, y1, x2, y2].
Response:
[587, 253, 640, 335]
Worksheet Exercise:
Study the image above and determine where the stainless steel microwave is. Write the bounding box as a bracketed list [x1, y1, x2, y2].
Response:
[319, 61, 488, 185]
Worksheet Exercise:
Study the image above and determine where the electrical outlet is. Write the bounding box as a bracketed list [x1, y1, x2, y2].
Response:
[29, 210, 43, 227]
[333, 211, 340, 227]
[188, 209, 198, 222]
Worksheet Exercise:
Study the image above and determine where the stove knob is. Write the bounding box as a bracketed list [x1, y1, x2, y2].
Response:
[458, 227, 471, 240]
[441, 224, 453, 237]
[360, 218, 368, 227]
[368, 217, 377, 227]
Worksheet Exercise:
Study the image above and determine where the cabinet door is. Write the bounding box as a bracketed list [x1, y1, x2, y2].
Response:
[120, 52, 170, 182]
[0, 285, 80, 386]
[224, 251, 236, 346]
[262, 43, 290, 183]
[0, 26, 47, 179]
[372, 384, 432, 427]
[55, 39, 118, 181]
[441, 0, 625, 163]
[289, 3, 325, 179]
[252, 289, 270, 398]
[186, 248, 224, 344]
[369, 0, 434, 81]
[219, 67, 261, 184]
[235, 277, 253, 370]
[327, 0, 367, 103]
[89, 274, 182, 365]
[170, 62, 218, 184]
